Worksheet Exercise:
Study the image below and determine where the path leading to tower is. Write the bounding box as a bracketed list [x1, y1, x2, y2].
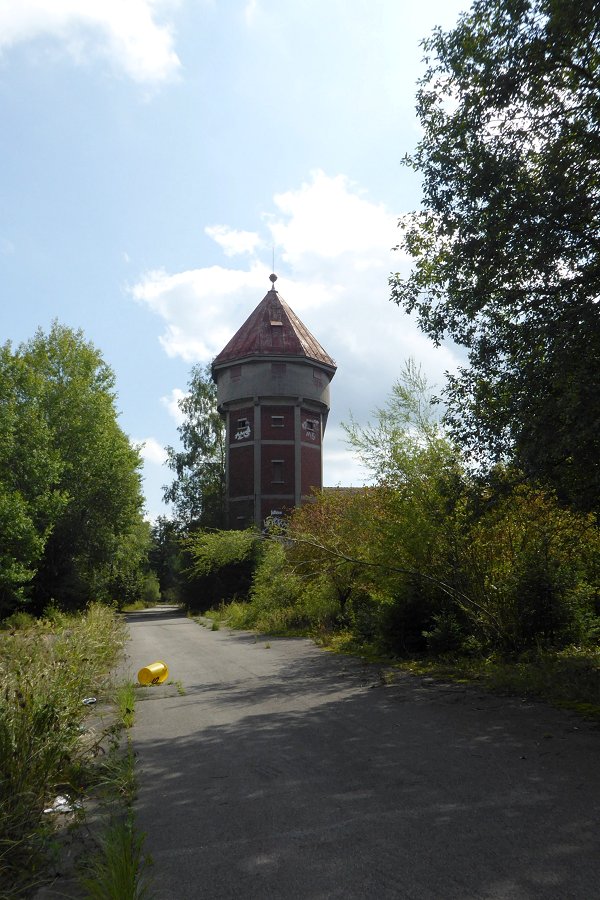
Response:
[124, 606, 600, 899]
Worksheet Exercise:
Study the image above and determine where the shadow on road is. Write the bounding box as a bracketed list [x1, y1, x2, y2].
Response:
[131, 629, 600, 899]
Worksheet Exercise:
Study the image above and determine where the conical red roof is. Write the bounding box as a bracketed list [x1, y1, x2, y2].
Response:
[212, 287, 336, 372]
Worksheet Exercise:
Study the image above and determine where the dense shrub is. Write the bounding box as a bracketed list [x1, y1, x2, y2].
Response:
[461, 486, 600, 652]
[182, 529, 261, 612]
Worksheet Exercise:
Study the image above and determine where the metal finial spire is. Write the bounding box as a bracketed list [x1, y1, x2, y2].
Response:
[269, 272, 277, 288]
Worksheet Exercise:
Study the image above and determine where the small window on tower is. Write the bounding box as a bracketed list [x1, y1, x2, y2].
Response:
[271, 362, 286, 377]
[230, 365, 242, 381]
[271, 415, 284, 428]
[234, 417, 251, 441]
[271, 460, 284, 483]
[306, 419, 316, 432]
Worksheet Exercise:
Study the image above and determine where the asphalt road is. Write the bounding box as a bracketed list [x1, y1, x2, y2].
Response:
[124, 606, 600, 899]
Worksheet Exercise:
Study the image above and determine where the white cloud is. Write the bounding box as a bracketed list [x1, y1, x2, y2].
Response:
[161, 388, 186, 425]
[269, 170, 398, 266]
[132, 170, 462, 486]
[136, 437, 168, 465]
[0, 0, 181, 84]
[204, 225, 261, 258]
[131, 262, 269, 361]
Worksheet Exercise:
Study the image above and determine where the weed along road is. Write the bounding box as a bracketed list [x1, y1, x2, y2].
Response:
[124, 607, 600, 899]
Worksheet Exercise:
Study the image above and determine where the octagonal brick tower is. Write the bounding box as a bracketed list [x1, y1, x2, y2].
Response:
[212, 274, 337, 529]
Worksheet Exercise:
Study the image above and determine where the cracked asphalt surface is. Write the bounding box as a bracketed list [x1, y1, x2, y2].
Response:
[123, 606, 600, 899]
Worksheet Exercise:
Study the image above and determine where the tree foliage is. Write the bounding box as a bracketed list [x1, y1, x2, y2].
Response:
[0, 346, 66, 614]
[149, 516, 185, 603]
[286, 367, 600, 653]
[391, 0, 600, 510]
[0, 323, 147, 615]
[182, 528, 260, 611]
[163, 363, 226, 529]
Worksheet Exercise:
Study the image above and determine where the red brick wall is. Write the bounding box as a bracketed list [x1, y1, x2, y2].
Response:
[261, 405, 295, 440]
[261, 443, 295, 496]
[301, 443, 322, 495]
[228, 444, 254, 497]
[261, 498, 293, 523]
[229, 498, 254, 529]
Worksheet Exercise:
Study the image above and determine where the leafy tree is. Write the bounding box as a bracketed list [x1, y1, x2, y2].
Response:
[182, 528, 259, 610]
[106, 518, 154, 609]
[164, 363, 226, 529]
[0, 345, 66, 615]
[149, 516, 185, 603]
[342, 363, 475, 648]
[391, 0, 600, 510]
[17, 323, 145, 610]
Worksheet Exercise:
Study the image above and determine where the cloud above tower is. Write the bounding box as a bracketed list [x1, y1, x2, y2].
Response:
[0, 0, 181, 84]
[130, 169, 461, 485]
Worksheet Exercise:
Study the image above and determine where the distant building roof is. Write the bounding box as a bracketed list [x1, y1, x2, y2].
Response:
[212, 280, 336, 374]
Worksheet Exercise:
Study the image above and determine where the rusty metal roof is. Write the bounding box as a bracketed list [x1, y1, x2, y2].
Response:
[212, 287, 337, 372]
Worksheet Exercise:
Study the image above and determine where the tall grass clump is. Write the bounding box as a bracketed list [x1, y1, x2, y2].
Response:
[78, 738, 152, 900]
[0, 603, 127, 891]
[79, 812, 151, 900]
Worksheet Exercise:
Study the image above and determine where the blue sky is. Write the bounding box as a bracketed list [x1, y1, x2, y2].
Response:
[0, 0, 469, 520]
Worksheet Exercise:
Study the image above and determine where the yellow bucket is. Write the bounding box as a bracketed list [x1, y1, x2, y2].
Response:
[137, 661, 169, 686]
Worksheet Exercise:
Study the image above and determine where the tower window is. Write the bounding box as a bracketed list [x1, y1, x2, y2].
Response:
[271, 415, 284, 428]
[271, 362, 286, 377]
[302, 417, 318, 440]
[230, 365, 242, 381]
[271, 460, 284, 483]
[234, 417, 251, 441]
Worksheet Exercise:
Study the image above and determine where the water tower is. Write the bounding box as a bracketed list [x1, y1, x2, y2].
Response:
[212, 275, 337, 528]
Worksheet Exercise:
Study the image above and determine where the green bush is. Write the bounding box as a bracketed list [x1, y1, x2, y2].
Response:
[462, 485, 600, 653]
[377, 580, 438, 654]
[182, 529, 261, 612]
[422, 610, 465, 655]
[247, 540, 305, 631]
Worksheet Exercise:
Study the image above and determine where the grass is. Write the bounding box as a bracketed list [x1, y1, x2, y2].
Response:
[392, 646, 600, 718]
[116, 682, 137, 729]
[120, 600, 159, 613]
[0, 604, 153, 897]
[78, 740, 152, 900]
[0, 603, 128, 893]
[79, 812, 151, 900]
